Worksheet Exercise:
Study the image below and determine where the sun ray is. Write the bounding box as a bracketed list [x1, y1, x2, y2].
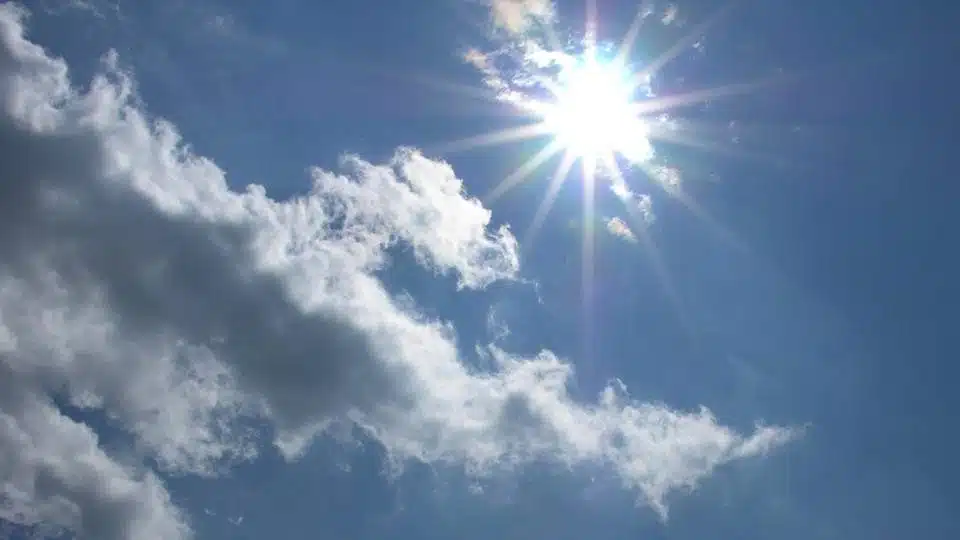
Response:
[584, 0, 599, 51]
[524, 151, 578, 247]
[601, 152, 623, 186]
[647, 122, 750, 155]
[637, 163, 749, 254]
[629, 76, 778, 117]
[580, 155, 598, 363]
[646, 119, 789, 167]
[486, 140, 564, 203]
[614, 5, 650, 67]
[432, 122, 550, 154]
[636, 219, 697, 341]
[629, 2, 740, 94]
[595, 154, 695, 338]
[581, 156, 598, 295]
[404, 70, 518, 107]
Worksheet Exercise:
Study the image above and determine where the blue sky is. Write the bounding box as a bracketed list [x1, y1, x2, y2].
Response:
[1, 0, 957, 539]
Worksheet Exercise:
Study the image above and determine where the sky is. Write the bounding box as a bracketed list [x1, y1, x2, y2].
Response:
[0, 0, 958, 539]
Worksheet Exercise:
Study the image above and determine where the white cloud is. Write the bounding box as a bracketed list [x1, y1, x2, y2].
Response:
[611, 175, 657, 225]
[605, 217, 638, 243]
[0, 4, 795, 537]
[489, 0, 554, 35]
[461, 42, 568, 110]
[651, 164, 682, 192]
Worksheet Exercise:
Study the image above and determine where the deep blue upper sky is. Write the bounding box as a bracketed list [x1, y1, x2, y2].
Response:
[7, 0, 960, 538]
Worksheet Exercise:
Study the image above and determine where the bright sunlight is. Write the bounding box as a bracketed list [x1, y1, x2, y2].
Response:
[438, 1, 759, 261]
[432, 1, 767, 358]
[535, 54, 654, 165]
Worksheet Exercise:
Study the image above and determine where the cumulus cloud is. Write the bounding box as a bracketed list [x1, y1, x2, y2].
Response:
[0, 369, 191, 539]
[0, 4, 794, 538]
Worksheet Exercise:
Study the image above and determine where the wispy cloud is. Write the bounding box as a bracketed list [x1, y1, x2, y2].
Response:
[486, 304, 512, 342]
[0, 4, 795, 538]
[38, 0, 120, 19]
[466, 1, 655, 112]
[461, 37, 572, 110]
[605, 217, 638, 243]
[610, 173, 657, 225]
[662, 4, 679, 26]
[489, 0, 554, 35]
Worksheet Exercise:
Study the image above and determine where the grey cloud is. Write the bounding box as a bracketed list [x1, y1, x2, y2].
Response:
[0, 364, 191, 539]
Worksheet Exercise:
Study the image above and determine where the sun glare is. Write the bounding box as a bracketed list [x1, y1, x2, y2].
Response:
[436, 1, 764, 355]
[537, 56, 654, 164]
[439, 1, 758, 261]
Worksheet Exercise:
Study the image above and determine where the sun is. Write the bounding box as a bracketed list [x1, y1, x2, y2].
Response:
[435, 2, 764, 344]
[437, 2, 758, 246]
[535, 54, 654, 165]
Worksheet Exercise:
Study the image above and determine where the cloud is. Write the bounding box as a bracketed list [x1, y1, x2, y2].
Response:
[0, 369, 191, 539]
[486, 304, 511, 343]
[489, 0, 554, 35]
[650, 164, 682, 192]
[605, 217, 638, 243]
[0, 4, 795, 537]
[662, 4, 679, 26]
[610, 175, 657, 225]
[38, 0, 119, 20]
[461, 41, 569, 110]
